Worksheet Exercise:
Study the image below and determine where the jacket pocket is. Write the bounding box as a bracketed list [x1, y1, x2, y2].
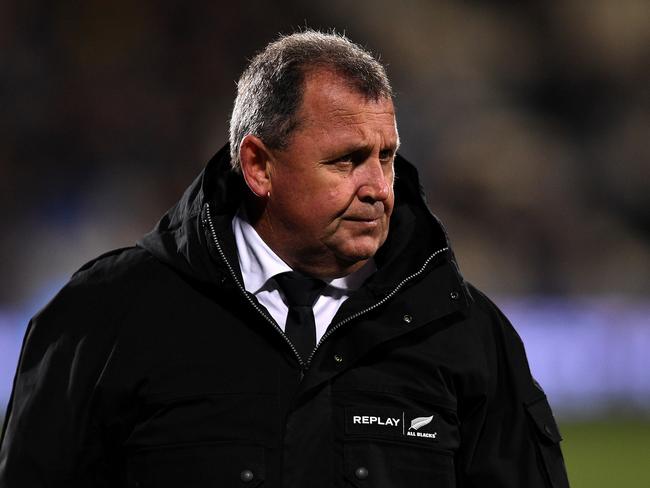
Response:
[126, 442, 265, 488]
[343, 438, 455, 488]
[525, 397, 570, 488]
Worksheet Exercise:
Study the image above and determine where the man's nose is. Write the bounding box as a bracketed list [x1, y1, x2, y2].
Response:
[357, 157, 391, 202]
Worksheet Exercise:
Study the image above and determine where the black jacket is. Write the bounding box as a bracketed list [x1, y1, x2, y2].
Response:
[0, 146, 570, 487]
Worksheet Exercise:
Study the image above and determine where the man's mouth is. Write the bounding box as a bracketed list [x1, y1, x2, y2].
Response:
[345, 216, 381, 222]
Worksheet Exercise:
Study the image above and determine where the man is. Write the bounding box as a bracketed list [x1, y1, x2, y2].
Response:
[0, 30, 570, 487]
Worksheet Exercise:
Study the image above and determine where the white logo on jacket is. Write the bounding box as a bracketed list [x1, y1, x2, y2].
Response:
[409, 415, 434, 431]
[352, 415, 401, 427]
[406, 415, 437, 439]
[350, 411, 438, 440]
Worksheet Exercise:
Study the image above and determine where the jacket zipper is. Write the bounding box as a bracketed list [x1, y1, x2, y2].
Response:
[203, 203, 306, 370]
[203, 202, 448, 374]
[304, 245, 448, 367]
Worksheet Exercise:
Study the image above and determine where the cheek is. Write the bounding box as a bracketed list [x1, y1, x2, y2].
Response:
[292, 186, 340, 222]
[327, 185, 342, 200]
[314, 176, 351, 207]
[289, 173, 355, 221]
[386, 193, 395, 215]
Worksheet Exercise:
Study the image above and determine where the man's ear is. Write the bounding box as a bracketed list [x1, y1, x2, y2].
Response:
[239, 134, 273, 198]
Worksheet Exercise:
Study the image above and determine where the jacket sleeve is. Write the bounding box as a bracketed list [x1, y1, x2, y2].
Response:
[0, 275, 119, 487]
[456, 288, 570, 488]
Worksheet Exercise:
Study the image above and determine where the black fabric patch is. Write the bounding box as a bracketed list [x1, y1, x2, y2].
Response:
[345, 407, 439, 443]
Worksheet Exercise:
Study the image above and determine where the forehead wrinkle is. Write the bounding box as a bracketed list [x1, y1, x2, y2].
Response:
[324, 101, 394, 119]
[300, 107, 394, 133]
[300, 116, 395, 151]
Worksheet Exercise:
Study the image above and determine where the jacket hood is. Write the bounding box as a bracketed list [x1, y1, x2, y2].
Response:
[137, 144, 459, 291]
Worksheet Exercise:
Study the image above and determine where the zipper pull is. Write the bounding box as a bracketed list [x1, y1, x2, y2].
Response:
[299, 364, 308, 382]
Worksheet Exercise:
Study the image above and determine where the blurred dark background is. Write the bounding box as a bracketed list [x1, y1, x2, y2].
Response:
[1, 1, 649, 485]
[1, 1, 648, 304]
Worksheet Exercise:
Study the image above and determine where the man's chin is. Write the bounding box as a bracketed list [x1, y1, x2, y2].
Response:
[334, 243, 381, 267]
[323, 232, 387, 273]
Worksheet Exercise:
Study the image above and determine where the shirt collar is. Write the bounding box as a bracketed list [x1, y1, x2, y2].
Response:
[328, 258, 376, 291]
[232, 208, 376, 294]
[233, 208, 292, 294]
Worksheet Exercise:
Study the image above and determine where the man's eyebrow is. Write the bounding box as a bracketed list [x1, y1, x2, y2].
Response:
[380, 138, 400, 156]
[360, 137, 401, 154]
[321, 143, 371, 160]
[319, 137, 400, 162]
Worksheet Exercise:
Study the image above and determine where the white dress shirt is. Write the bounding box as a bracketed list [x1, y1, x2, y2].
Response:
[232, 209, 376, 343]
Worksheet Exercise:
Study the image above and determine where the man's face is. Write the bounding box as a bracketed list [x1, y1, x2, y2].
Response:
[260, 69, 398, 278]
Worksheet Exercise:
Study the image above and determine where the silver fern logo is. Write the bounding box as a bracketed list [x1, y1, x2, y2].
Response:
[409, 415, 434, 431]
[406, 415, 437, 439]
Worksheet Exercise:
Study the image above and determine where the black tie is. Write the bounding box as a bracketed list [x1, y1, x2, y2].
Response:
[274, 272, 326, 363]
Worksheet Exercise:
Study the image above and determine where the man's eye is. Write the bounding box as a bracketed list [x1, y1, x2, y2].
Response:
[379, 150, 394, 162]
[329, 154, 354, 165]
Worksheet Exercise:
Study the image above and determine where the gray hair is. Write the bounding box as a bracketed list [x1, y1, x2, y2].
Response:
[229, 29, 393, 172]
